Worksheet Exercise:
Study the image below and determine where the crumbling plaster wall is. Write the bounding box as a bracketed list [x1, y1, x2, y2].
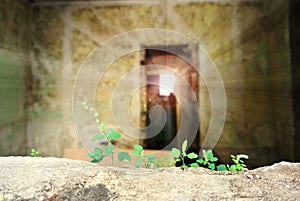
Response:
[0, 0, 293, 167]
[0, 0, 30, 155]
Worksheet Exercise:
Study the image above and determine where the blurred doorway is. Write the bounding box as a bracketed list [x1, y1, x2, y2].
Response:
[141, 44, 200, 152]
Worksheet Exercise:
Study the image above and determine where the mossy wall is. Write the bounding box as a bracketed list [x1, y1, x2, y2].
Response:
[0, 0, 30, 155]
[0, 0, 295, 167]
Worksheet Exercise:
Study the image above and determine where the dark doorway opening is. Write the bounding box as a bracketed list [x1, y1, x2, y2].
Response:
[141, 44, 200, 152]
[289, 0, 300, 161]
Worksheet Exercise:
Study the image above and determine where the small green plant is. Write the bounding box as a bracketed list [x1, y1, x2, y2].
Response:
[82, 102, 131, 165]
[155, 155, 174, 168]
[30, 148, 39, 157]
[82, 102, 249, 171]
[197, 149, 248, 172]
[197, 149, 219, 170]
[171, 140, 199, 169]
[132, 144, 156, 168]
[227, 154, 249, 172]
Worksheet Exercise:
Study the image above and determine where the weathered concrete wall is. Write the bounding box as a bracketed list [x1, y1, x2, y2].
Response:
[26, 5, 82, 157]
[27, 0, 294, 166]
[0, 0, 295, 168]
[215, 0, 294, 167]
[0, 0, 30, 155]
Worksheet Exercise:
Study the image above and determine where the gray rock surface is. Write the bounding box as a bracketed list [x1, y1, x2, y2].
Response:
[0, 157, 299, 200]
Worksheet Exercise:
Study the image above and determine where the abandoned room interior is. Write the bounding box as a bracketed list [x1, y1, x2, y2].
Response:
[0, 0, 299, 169]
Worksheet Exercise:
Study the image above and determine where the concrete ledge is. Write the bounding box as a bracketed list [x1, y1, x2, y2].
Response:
[0, 157, 299, 200]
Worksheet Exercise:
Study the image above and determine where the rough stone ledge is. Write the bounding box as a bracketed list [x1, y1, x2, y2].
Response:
[0, 157, 299, 201]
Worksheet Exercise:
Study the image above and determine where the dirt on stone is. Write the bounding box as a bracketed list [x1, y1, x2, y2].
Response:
[0, 157, 299, 200]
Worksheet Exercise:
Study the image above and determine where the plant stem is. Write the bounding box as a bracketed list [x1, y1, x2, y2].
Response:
[182, 156, 186, 167]
[143, 160, 148, 168]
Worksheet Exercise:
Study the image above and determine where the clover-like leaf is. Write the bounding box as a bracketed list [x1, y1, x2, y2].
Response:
[181, 164, 188, 169]
[187, 152, 198, 159]
[190, 163, 200, 168]
[210, 156, 218, 162]
[136, 159, 143, 167]
[107, 128, 121, 140]
[208, 163, 215, 170]
[118, 152, 132, 161]
[87, 147, 103, 159]
[171, 148, 181, 158]
[216, 164, 227, 171]
[196, 159, 205, 164]
[92, 133, 106, 142]
[145, 154, 156, 163]
[104, 144, 114, 156]
[132, 144, 143, 155]
[91, 155, 105, 163]
[205, 150, 214, 158]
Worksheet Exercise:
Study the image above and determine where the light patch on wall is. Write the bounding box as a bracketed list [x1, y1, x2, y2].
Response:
[159, 74, 176, 96]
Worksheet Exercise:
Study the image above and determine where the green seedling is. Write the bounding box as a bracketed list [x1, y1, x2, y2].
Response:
[30, 148, 39, 157]
[155, 155, 174, 168]
[132, 144, 156, 168]
[197, 149, 248, 172]
[83, 102, 249, 171]
[227, 154, 249, 172]
[197, 149, 219, 170]
[82, 102, 132, 165]
[171, 140, 199, 169]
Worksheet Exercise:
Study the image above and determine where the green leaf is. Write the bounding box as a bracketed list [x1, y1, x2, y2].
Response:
[190, 163, 200, 168]
[91, 159, 99, 163]
[104, 144, 114, 156]
[107, 128, 121, 139]
[208, 163, 215, 170]
[136, 159, 143, 167]
[228, 165, 236, 172]
[196, 159, 205, 164]
[132, 144, 143, 155]
[217, 164, 227, 171]
[90, 155, 105, 163]
[206, 150, 214, 158]
[167, 161, 174, 167]
[31, 148, 39, 157]
[88, 147, 103, 159]
[182, 140, 188, 152]
[145, 154, 156, 163]
[187, 152, 198, 159]
[181, 164, 188, 169]
[210, 156, 218, 162]
[171, 148, 181, 158]
[238, 154, 249, 160]
[92, 133, 106, 142]
[118, 152, 132, 161]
